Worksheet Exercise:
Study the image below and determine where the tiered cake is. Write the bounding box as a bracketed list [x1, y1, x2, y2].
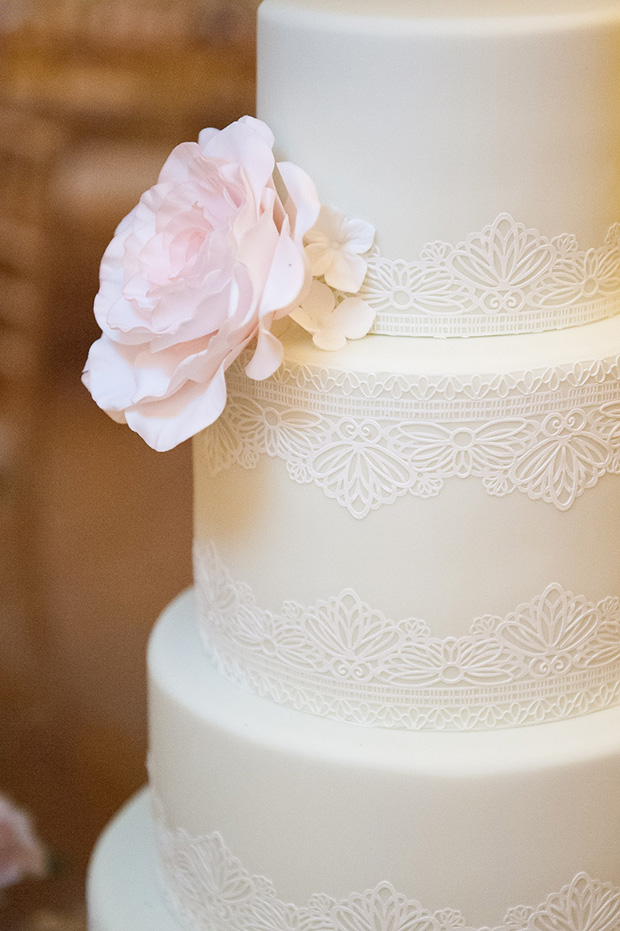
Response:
[88, 1, 620, 929]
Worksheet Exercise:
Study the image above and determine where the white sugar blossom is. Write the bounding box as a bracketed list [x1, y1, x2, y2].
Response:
[304, 205, 375, 292]
[291, 280, 376, 351]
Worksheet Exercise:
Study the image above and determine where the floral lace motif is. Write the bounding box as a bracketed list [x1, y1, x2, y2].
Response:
[197, 355, 620, 517]
[152, 799, 620, 931]
[194, 543, 620, 731]
[361, 214, 620, 337]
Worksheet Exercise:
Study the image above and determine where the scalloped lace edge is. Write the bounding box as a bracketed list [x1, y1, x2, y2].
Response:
[362, 214, 620, 338]
[194, 541, 620, 731]
[151, 794, 620, 931]
[197, 354, 620, 516]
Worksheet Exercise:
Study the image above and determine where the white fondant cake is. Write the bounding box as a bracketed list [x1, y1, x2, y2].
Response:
[88, 0, 620, 929]
[146, 590, 620, 930]
[88, 791, 182, 931]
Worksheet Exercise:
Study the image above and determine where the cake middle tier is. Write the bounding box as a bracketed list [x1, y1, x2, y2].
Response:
[193, 316, 620, 729]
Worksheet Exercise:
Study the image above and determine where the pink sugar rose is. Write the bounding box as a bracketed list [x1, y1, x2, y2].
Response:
[0, 795, 46, 890]
[83, 116, 320, 451]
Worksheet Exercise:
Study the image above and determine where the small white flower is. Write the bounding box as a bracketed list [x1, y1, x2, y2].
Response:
[304, 205, 375, 292]
[291, 280, 376, 351]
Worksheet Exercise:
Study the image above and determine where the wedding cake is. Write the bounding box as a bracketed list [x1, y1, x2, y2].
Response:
[87, 1, 620, 929]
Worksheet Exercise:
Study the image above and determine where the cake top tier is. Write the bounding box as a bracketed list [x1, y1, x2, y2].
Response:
[262, 0, 620, 23]
[258, 0, 620, 337]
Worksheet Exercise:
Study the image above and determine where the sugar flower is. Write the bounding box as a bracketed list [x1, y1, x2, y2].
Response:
[304, 205, 375, 292]
[83, 116, 320, 451]
[291, 280, 376, 351]
[0, 795, 46, 890]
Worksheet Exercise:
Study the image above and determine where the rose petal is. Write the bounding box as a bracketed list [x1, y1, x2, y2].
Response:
[245, 325, 283, 380]
[235, 203, 281, 314]
[125, 365, 229, 451]
[258, 226, 308, 316]
[277, 161, 320, 243]
[84, 117, 320, 449]
[83, 336, 142, 412]
[199, 117, 276, 207]
[156, 142, 203, 187]
[196, 126, 219, 148]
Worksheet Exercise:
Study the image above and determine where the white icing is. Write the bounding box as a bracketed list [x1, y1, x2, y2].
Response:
[199, 345, 620, 516]
[87, 791, 183, 931]
[193, 320, 620, 653]
[264, 0, 620, 21]
[361, 215, 620, 337]
[193, 318, 620, 641]
[153, 806, 620, 931]
[258, 2, 620, 259]
[194, 542, 620, 730]
[87, 790, 620, 931]
[148, 592, 620, 928]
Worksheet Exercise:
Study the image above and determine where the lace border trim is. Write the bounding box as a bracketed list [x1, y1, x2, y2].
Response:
[152, 796, 620, 931]
[197, 354, 620, 517]
[194, 542, 620, 731]
[362, 214, 620, 337]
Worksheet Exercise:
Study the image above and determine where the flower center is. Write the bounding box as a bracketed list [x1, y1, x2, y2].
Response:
[441, 664, 462, 683]
[393, 289, 410, 308]
[264, 408, 279, 427]
[452, 428, 474, 449]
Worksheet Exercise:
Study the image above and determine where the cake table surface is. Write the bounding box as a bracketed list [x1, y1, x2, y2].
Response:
[87, 789, 182, 931]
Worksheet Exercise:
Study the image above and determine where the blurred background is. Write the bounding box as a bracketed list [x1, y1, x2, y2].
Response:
[0, 1, 257, 927]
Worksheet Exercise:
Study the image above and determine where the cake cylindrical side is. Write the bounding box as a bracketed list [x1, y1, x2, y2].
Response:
[148, 590, 620, 930]
[192, 316, 620, 729]
[258, 0, 620, 258]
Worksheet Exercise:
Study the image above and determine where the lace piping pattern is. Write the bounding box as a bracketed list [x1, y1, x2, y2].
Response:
[152, 797, 620, 931]
[361, 214, 620, 337]
[197, 354, 620, 517]
[194, 543, 620, 731]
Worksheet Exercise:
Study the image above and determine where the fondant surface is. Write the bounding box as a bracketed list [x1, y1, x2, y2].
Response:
[149, 590, 620, 928]
[194, 317, 620, 645]
[259, 1, 620, 258]
[87, 790, 181, 931]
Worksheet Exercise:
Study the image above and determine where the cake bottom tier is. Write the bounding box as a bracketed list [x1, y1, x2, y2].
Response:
[88, 790, 181, 931]
[148, 590, 620, 931]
